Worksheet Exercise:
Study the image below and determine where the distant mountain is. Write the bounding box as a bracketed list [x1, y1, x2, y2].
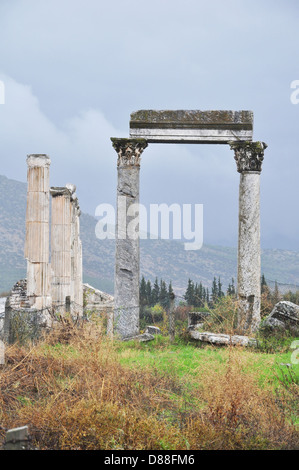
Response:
[1, 174, 299, 296]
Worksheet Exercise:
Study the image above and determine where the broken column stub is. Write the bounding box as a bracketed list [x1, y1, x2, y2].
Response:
[130, 110, 253, 143]
[111, 138, 148, 339]
[25, 154, 51, 310]
[230, 141, 267, 333]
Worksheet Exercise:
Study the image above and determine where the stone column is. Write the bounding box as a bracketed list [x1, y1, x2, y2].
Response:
[230, 141, 267, 332]
[111, 138, 148, 339]
[50, 187, 72, 313]
[25, 154, 51, 310]
[66, 184, 83, 316]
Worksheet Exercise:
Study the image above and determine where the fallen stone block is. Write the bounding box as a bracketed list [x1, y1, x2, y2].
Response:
[262, 301, 299, 334]
[145, 326, 161, 335]
[122, 332, 155, 342]
[189, 330, 257, 347]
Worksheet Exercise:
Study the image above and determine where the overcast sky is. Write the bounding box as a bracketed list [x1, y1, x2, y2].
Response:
[0, 0, 298, 249]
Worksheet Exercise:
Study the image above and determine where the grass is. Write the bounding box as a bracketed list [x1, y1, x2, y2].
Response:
[0, 321, 298, 450]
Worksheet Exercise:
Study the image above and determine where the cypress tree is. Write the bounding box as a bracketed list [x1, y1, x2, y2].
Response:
[152, 277, 160, 305]
[146, 280, 152, 306]
[159, 279, 169, 309]
[184, 278, 195, 306]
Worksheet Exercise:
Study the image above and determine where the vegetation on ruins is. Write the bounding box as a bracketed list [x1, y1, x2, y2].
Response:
[0, 317, 298, 450]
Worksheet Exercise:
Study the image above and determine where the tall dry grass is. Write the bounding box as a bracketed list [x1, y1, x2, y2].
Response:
[0, 320, 298, 450]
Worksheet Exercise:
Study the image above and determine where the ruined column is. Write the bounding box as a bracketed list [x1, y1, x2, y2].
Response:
[50, 186, 72, 313]
[230, 141, 267, 332]
[66, 184, 83, 316]
[111, 138, 148, 339]
[25, 154, 51, 310]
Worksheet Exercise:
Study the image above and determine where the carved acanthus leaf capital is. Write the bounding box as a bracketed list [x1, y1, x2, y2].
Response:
[111, 138, 148, 168]
[229, 141, 267, 173]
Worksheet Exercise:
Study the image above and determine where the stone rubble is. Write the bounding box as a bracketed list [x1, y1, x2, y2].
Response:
[189, 330, 257, 347]
[262, 301, 299, 333]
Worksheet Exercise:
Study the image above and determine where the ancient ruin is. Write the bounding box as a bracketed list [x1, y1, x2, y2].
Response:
[3, 155, 86, 342]
[111, 110, 267, 339]
[50, 184, 83, 316]
[25, 154, 52, 310]
[111, 138, 148, 339]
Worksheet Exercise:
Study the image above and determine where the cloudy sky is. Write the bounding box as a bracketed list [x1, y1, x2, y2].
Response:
[0, 0, 298, 249]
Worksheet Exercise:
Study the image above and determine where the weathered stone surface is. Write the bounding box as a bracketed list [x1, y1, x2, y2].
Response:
[145, 325, 161, 335]
[229, 142, 268, 333]
[70, 188, 83, 314]
[189, 330, 257, 347]
[130, 110, 253, 143]
[83, 284, 114, 312]
[112, 138, 148, 339]
[4, 279, 52, 344]
[50, 187, 72, 313]
[122, 332, 155, 342]
[111, 138, 148, 167]
[230, 141, 267, 173]
[263, 301, 299, 333]
[25, 154, 51, 309]
[237, 171, 261, 332]
[3, 426, 29, 450]
[0, 298, 5, 339]
[229, 141, 267, 333]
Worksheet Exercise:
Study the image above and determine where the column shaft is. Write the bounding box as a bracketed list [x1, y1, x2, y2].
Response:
[50, 187, 72, 313]
[230, 141, 267, 333]
[25, 154, 51, 309]
[238, 172, 261, 331]
[111, 138, 148, 339]
[67, 184, 83, 316]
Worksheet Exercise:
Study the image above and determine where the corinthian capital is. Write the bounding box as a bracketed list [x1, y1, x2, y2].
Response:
[229, 141, 267, 173]
[111, 138, 148, 168]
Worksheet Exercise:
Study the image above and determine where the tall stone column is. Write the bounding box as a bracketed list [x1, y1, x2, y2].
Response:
[25, 154, 51, 310]
[66, 184, 83, 316]
[230, 141, 267, 333]
[50, 187, 72, 313]
[111, 138, 148, 339]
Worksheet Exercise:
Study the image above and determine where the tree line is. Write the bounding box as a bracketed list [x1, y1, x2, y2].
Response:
[184, 277, 236, 308]
[140, 275, 236, 311]
[140, 276, 174, 311]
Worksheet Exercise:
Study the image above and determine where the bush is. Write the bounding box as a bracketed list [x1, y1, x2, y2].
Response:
[201, 296, 239, 335]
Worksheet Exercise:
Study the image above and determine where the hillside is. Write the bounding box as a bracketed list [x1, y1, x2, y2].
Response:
[1, 174, 299, 295]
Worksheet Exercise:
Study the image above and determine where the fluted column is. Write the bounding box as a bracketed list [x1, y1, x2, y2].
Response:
[25, 154, 51, 309]
[230, 141, 267, 332]
[66, 184, 83, 316]
[50, 187, 72, 313]
[111, 138, 148, 339]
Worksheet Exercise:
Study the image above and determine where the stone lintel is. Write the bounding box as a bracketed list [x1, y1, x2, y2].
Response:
[129, 110, 253, 144]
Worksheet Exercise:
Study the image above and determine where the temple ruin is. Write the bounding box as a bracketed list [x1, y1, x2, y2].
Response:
[111, 110, 267, 339]
[3, 154, 85, 342]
